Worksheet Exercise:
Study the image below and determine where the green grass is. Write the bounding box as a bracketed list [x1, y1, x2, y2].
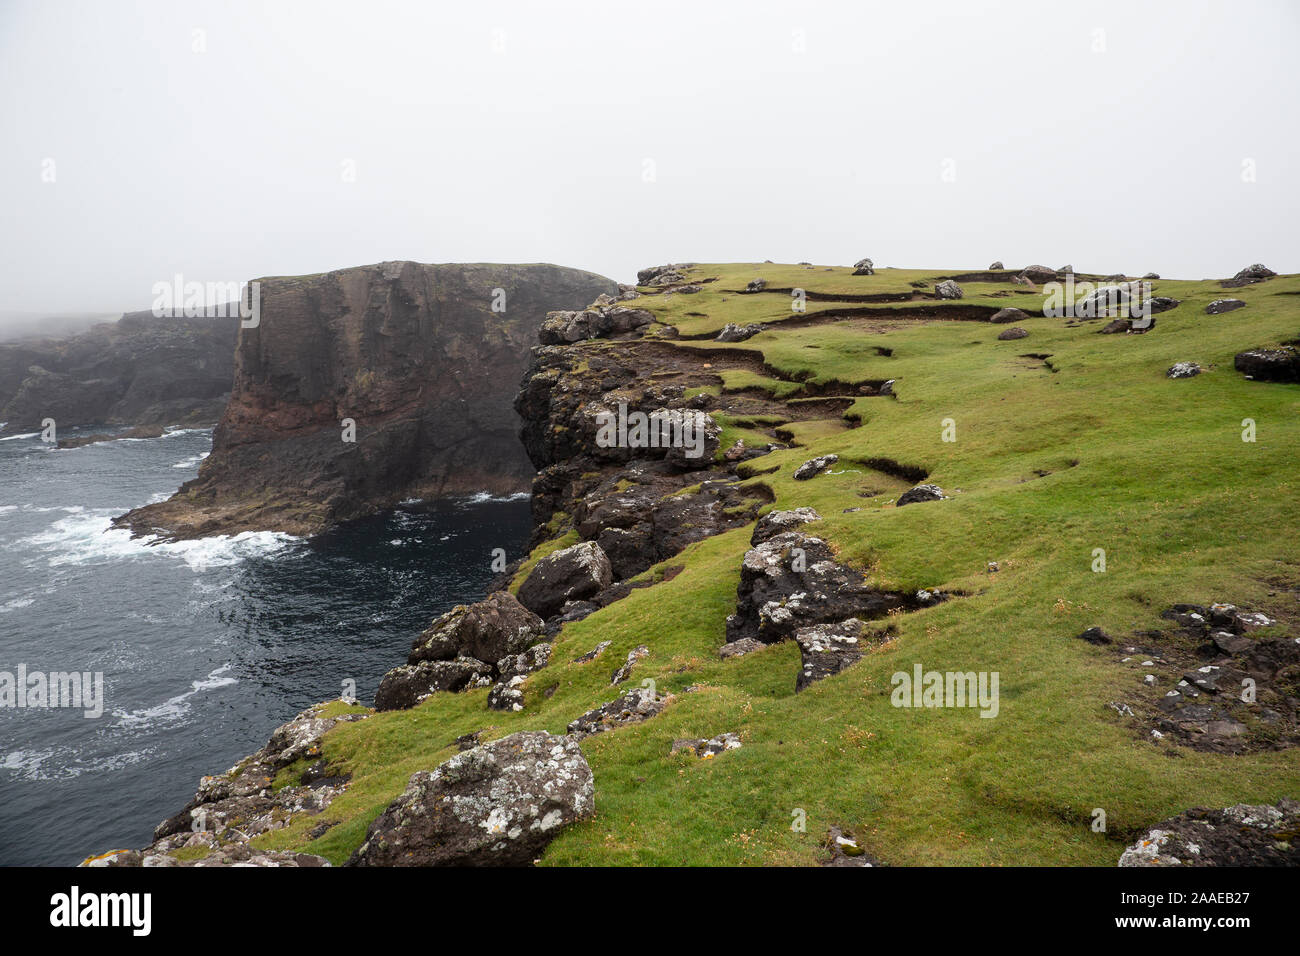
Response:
[252, 262, 1300, 866]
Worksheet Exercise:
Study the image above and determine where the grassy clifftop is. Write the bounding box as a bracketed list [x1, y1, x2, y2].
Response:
[254, 262, 1300, 866]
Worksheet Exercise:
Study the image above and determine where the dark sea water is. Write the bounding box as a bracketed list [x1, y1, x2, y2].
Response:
[0, 425, 531, 866]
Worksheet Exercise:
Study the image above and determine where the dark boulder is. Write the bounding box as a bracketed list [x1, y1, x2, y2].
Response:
[726, 530, 914, 645]
[374, 659, 490, 711]
[896, 484, 946, 506]
[796, 619, 868, 691]
[516, 541, 613, 618]
[409, 591, 545, 666]
[716, 323, 766, 342]
[793, 454, 839, 480]
[990, 308, 1029, 324]
[1235, 348, 1300, 383]
[1205, 298, 1246, 315]
[996, 327, 1028, 340]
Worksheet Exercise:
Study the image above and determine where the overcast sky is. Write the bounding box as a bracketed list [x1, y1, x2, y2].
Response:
[1, 0, 1297, 314]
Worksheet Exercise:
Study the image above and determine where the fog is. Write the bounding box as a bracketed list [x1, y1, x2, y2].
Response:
[1, 0, 1297, 317]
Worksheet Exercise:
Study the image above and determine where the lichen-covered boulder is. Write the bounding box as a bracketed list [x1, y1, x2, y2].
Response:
[726, 530, 915, 645]
[1118, 800, 1300, 866]
[852, 258, 875, 276]
[751, 507, 822, 546]
[934, 279, 964, 299]
[1167, 362, 1201, 379]
[348, 731, 594, 867]
[796, 619, 868, 691]
[996, 327, 1028, 340]
[568, 686, 668, 738]
[516, 541, 613, 618]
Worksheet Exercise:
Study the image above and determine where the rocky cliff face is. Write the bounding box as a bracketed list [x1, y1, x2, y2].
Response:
[0, 311, 239, 433]
[115, 261, 617, 539]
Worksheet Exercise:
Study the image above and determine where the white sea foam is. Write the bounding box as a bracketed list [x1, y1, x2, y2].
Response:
[19, 509, 301, 570]
[112, 663, 237, 729]
[0, 744, 158, 781]
[0, 432, 39, 442]
[461, 491, 529, 504]
[172, 451, 210, 468]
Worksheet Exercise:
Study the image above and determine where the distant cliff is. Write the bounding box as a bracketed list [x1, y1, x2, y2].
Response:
[0, 311, 239, 433]
[115, 261, 618, 539]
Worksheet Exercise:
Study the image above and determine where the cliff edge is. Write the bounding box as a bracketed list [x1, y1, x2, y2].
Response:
[115, 261, 617, 539]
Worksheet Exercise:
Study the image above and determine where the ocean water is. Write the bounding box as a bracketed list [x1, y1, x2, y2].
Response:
[0, 426, 532, 866]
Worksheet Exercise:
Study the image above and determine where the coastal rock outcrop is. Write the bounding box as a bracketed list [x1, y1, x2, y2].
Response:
[114, 261, 616, 539]
[1118, 800, 1300, 866]
[0, 310, 238, 434]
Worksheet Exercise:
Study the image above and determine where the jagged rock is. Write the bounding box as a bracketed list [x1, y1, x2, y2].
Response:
[934, 279, 964, 299]
[726, 530, 915, 645]
[1143, 272, 1160, 280]
[879, 379, 895, 396]
[1148, 296, 1181, 314]
[1058, 264, 1074, 275]
[752, 507, 823, 545]
[1077, 627, 1114, 646]
[497, 642, 552, 680]
[723, 439, 746, 461]
[538, 306, 655, 344]
[852, 258, 875, 276]
[375, 658, 490, 711]
[410, 591, 545, 666]
[745, 278, 767, 293]
[796, 619, 866, 690]
[1205, 298, 1246, 315]
[574, 641, 611, 663]
[611, 645, 649, 684]
[1100, 318, 1132, 334]
[793, 454, 839, 480]
[1235, 348, 1300, 383]
[568, 686, 668, 738]
[487, 676, 527, 712]
[989, 261, 1004, 270]
[1231, 263, 1277, 283]
[990, 307, 1029, 324]
[719, 637, 765, 659]
[997, 327, 1028, 340]
[637, 264, 692, 286]
[1167, 362, 1201, 379]
[716, 323, 766, 342]
[348, 731, 594, 867]
[896, 484, 946, 506]
[671, 732, 742, 757]
[1118, 800, 1300, 866]
[516, 541, 613, 619]
[1103, 274, 1126, 282]
[1017, 265, 1057, 283]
